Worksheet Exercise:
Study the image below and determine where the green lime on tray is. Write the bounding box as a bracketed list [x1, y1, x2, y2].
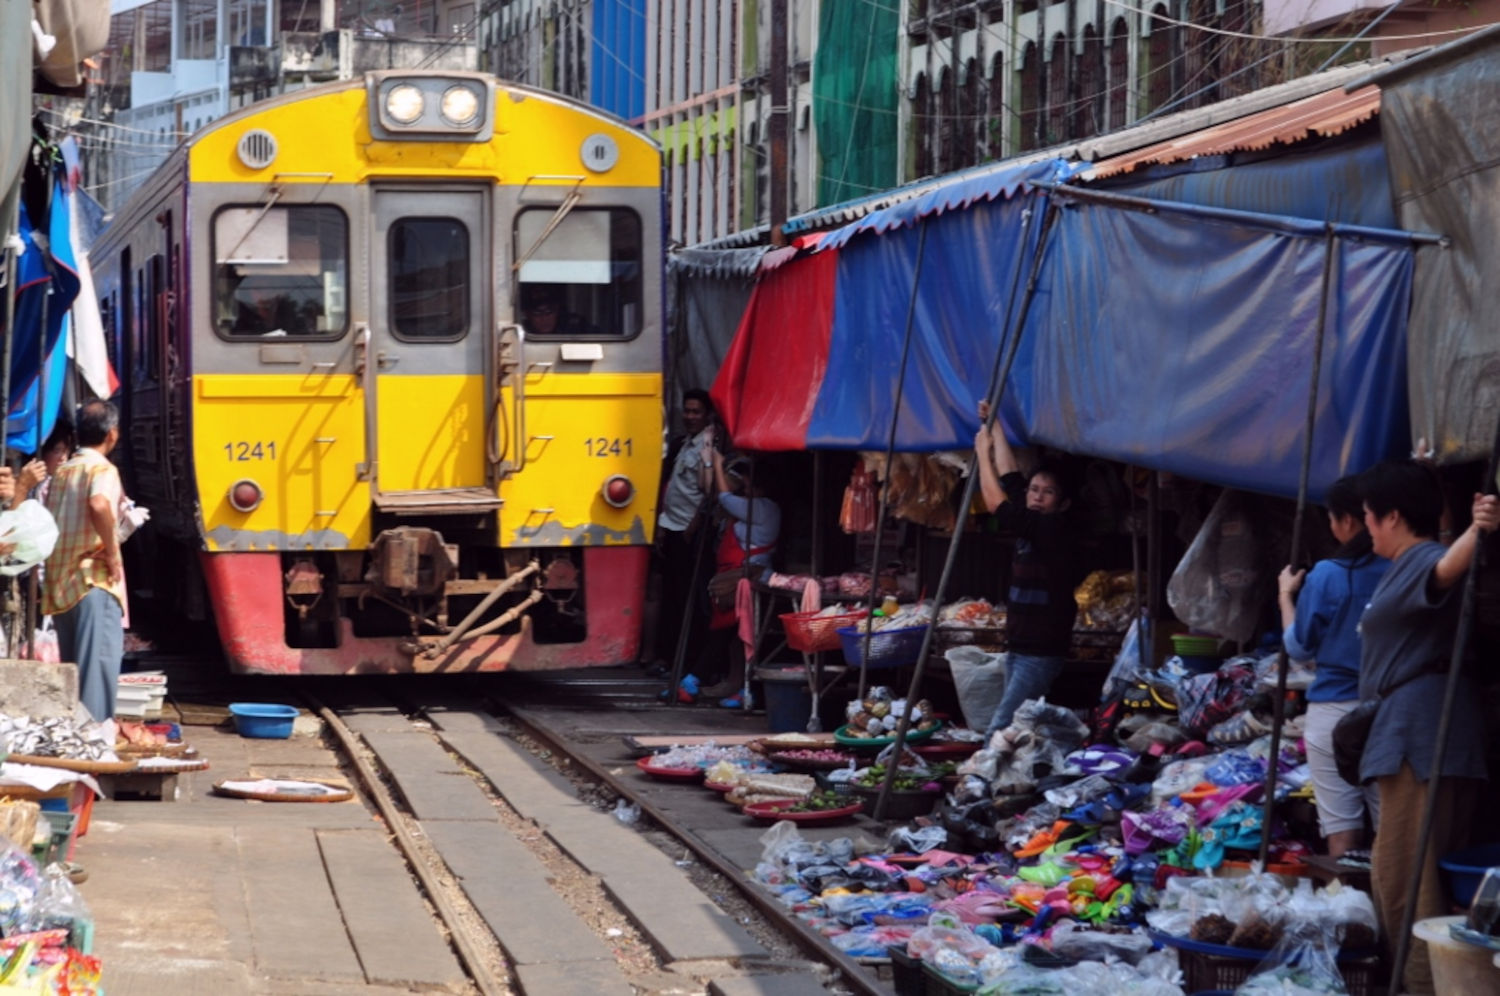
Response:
[853, 769, 934, 791]
[787, 790, 849, 812]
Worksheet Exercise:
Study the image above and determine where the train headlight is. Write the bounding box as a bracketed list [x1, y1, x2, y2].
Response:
[229, 479, 264, 513]
[440, 85, 480, 126]
[602, 475, 635, 508]
[368, 73, 496, 142]
[385, 84, 426, 125]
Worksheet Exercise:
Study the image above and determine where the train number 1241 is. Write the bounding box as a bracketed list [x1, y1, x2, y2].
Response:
[224, 441, 277, 461]
[584, 437, 632, 457]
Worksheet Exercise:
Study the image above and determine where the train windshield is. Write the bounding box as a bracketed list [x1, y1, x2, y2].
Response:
[212, 205, 349, 338]
[514, 207, 642, 339]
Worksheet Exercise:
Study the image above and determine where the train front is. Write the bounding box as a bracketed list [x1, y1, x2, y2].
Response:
[189, 72, 663, 674]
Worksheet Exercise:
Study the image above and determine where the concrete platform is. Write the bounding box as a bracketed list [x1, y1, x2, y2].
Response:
[87, 721, 468, 994]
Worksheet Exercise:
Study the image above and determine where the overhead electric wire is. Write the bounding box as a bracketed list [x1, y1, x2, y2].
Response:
[1109, 0, 1486, 44]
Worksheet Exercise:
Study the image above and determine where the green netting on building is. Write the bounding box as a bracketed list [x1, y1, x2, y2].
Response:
[814, 0, 899, 207]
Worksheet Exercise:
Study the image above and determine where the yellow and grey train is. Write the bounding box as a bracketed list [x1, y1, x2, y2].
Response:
[89, 72, 664, 674]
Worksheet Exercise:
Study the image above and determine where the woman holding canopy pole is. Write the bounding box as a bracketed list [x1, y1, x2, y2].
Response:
[1353, 459, 1498, 994]
[974, 400, 1084, 738]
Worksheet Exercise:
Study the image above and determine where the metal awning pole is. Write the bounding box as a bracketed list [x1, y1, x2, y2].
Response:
[1, 192, 16, 470]
[1387, 415, 1500, 990]
[1131, 470, 1147, 673]
[811, 453, 824, 578]
[856, 220, 931, 704]
[874, 199, 1059, 820]
[1, 194, 20, 662]
[666, 501, 714, 708]
[740, 461, 756, 712]
[1257, 226, 1336, 864]
[808, 452, 826, 731]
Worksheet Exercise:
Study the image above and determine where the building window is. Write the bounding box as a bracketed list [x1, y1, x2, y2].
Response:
[1046, 35, 1068, 145]
[1076, 25, 1102, 139]
[913, 74, 933, 177]
[987, 53, 1006, 158]
[1108, 19, 1129, 129]
[1018, 43, 1040, 152]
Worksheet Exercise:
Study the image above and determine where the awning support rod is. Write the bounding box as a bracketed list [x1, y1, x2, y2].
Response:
[1030, 180, 1447, 247]
[1387, 415, 1500, 990]
[856, 220, 931, 705]
[1257, 225, 1336, 864]
[873, 199, 1059, 820]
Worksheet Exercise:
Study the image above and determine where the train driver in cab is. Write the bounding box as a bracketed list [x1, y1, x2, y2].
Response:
[521, 284, 596, 336]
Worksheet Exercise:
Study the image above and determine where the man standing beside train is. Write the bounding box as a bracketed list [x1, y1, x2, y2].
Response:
[43, 400, 128, 722]
[648, 390, 717, 690]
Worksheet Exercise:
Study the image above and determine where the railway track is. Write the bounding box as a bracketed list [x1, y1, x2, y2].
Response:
[301, 676, 886, 996]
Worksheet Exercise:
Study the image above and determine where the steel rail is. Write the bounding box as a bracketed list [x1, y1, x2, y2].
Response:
[311, 697, 508, 996]
[501, 703, 892, 996]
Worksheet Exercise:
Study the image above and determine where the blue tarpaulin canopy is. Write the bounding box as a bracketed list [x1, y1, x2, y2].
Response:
[1011, 190, 1414, 500]
[801, 183, 1417, 501]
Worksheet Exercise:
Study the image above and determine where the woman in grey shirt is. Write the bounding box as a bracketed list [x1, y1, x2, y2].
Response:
[1357, 460, 1500, 994]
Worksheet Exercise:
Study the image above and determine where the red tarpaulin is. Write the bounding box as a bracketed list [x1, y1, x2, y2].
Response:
[710, 247, 839, 451]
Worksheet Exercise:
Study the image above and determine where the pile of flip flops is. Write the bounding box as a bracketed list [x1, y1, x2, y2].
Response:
[744, 654, 1346, 992]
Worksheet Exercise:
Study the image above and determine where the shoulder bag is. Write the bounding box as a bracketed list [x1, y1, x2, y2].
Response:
[1331, 666, 1439, 786]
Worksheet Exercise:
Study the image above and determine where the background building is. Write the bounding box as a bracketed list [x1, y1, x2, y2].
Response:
[73, 0, 1500, 231]
[80, 0, 477, 209]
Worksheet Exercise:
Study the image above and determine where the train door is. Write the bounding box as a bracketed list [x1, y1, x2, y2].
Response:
[365, 187, 497, 516]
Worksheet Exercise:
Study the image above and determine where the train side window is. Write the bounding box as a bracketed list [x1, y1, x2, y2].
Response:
[99, 294, 117, 378]
[135, 264, 157, 383]
[119, 248, 133, 382]
[513, 207, 642, 339]
[212, 205, 349, 339]
[387, 217, 470, 340]
[145, 254, 165, 382]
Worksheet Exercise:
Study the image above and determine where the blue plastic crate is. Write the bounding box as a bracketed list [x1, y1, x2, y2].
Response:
[836, 624, 929, 670]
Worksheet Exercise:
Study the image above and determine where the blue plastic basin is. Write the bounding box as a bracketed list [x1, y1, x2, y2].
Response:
[229, 702, 299, 739]
[1441, 842, 1500, 909]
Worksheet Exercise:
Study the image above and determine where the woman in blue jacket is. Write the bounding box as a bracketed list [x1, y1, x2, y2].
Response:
[1278, 475, 1387, 858]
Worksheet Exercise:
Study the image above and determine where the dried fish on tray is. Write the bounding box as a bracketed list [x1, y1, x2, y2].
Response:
[0, 714, 117, 761]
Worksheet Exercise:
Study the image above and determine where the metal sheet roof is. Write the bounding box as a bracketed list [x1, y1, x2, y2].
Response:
[1084, 84, 1384, 180]
[681, 52, 1418, 255]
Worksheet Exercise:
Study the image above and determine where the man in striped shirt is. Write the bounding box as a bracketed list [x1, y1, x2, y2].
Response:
[43, 400, 126, 722]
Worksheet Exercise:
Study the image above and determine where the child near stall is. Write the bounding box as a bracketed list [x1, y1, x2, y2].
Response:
[699, 450, 781, 707]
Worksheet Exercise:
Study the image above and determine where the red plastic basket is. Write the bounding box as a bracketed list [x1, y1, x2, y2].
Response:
[780, 611, 866, 653]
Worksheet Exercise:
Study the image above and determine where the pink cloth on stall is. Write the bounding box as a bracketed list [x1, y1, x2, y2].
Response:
[800, 579, 822, 613]
[737, 578, 756, 662]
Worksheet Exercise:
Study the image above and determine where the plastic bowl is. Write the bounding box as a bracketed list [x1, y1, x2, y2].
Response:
[228, 703, 299, 739]
[1178, 654, 1222, 674]
[1441, 842, 1500, 908]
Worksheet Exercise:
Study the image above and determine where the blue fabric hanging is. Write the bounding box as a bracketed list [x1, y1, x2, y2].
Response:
[8, 174, 79, 452]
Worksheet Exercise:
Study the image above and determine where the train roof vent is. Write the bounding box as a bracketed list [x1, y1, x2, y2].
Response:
[237, 129, 278, 170]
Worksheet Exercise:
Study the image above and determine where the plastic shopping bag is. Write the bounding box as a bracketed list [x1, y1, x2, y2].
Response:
[944, 646, 1007, 732]
[0, 501, 58, 575]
